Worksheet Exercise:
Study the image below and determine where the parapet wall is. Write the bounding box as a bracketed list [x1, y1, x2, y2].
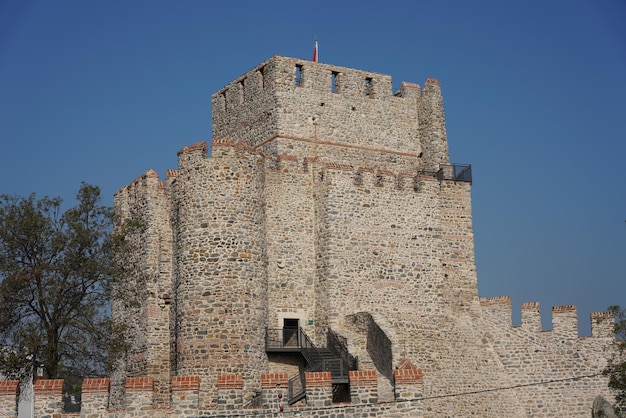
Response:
[479, 296, 615, 338]
[1, 369, 425, 418]
[211, 56, 449, 172]
[480, 296, 615, 417]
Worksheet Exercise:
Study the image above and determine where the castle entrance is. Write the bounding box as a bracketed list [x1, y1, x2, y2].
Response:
[283, 318, 299, 347]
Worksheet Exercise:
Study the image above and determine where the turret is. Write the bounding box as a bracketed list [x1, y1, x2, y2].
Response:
[172, 141, 268, 408]
[212, 55, 451, 172]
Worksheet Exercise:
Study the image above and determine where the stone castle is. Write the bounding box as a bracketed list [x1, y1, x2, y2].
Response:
[1, 55, 615, 417]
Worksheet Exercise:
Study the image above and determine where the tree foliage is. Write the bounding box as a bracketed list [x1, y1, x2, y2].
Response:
[0, 183, 136, 383]
[604, 305, 626, 413]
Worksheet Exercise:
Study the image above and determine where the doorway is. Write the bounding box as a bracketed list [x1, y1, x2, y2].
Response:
[283, 318, 299, 347]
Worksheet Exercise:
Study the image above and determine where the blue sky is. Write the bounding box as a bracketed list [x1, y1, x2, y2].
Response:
[1, 0, 625, 335]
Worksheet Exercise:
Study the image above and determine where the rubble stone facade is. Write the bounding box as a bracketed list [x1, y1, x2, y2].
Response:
[1, 55, 614, 418]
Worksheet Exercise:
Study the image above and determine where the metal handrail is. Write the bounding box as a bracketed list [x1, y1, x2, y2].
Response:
[265, 327, 316, 350]
[266, 327, 356, 403]
[327, 330, 358, 375]
[435, 164, 472, 183]
[298, 327, 316, 350]
[288, 369, 306, 404]
[417, 164, 472, 183]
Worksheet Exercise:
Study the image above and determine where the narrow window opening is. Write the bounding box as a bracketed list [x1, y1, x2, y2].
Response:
[365, 77, 373, 97]
[332, 71, 339, 93]
[295, 64, 303, 87]
[239, 79, 245, 103]
[221, 91, 227, 111]
[258, 67, 265, 89]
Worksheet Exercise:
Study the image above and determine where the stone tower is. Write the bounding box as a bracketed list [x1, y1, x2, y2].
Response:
[112, 56, 614, 417]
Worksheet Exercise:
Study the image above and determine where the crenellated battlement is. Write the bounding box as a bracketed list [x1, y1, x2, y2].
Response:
[1, 370, 425, 417]
[183, 139, 467, 193]
[210, 56, 449, 172]
[177, 140, 208, 155]
[213, 55, 393, 106]
[114, 168, 170, 221]
[479, 295, 511, 305]
[479, 296, 614, 338]
[520, 301, 542, 332]
[212, 57, 441, 107]
[115, 168, 160, 196]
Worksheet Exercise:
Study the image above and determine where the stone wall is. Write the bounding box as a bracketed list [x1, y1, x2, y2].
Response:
[33, 378, 64, 417]
[211, 56, 448, 172]
[0, 380, 19, 417]
[104, 55, 616, 417]
[480, 297, 615, 417]
[169, 141, 269, 409]
[1, 371, 427, 418]
[263, 156, 318, 342]
[113, 168, 173, 408]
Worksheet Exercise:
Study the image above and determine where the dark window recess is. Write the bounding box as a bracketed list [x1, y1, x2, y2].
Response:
[365, 77, 373, 96]
[258, 67, 265, 89]
[221, 92, 227, 111]
[332, 71, 339, 93]
[295, 65, 303, 87]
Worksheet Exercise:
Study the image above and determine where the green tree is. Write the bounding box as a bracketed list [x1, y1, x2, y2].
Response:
[0, 183, 132, 383]
[604, 305, 626, 413]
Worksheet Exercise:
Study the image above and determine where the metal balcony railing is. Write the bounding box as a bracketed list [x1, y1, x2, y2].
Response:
[265, 327, 315, 351]
[419, 164, 472, 183]
[266, 327, 357, 403]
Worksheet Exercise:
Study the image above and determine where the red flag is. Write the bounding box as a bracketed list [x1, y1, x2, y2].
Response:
[312, 39, 318, 62]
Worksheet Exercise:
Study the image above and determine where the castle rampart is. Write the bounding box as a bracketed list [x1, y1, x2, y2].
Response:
[31, 55, 613, 418]
[1, 371, 427, 417]
[479, 296, 614, 416]
[211, 56, 448, 172]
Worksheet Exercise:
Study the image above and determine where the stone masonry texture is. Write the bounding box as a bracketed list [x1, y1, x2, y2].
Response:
[6, 55, 613, 418]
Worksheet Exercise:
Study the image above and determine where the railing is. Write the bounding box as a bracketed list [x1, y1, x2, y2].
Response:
[436, 164, 472, 183]
[288, 369, 306, 404]
[327, 330, 358, 374]
[321, 358, 348, 381]
[265, 327, 315, 351]
[301, 346, 323, 368]
[418, 164, 472, 183]
[266, 327, 356, 402]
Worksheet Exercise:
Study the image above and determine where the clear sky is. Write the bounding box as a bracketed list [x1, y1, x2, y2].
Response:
[1, 0, 625, 335]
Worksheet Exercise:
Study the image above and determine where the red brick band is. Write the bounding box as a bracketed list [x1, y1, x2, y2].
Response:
[171, 376, 200, 391]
